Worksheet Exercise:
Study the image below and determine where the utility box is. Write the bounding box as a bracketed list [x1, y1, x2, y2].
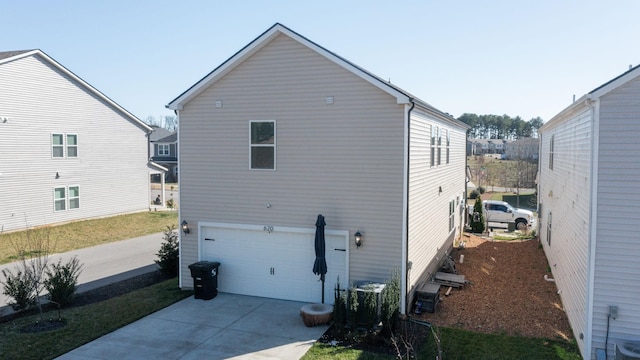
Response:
[414, 282, 441, 314]
[351, 282, 386, 328]
[188, 261, 220, 300]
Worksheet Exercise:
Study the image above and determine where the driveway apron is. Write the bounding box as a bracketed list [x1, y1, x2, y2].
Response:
[56, 293, 328, 360]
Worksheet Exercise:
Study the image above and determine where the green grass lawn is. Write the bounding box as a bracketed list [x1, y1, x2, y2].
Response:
[0, 277, 192, 360]
[0, 211, 178, 264]
[303, 326, 580, 360]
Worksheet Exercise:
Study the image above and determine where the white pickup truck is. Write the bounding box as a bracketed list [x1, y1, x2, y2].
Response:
[468, 200, 536, 231]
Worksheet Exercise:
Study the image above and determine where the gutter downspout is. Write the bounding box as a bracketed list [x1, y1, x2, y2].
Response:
[401, 99, 415, 316]
[585, 95, 599, 359]
[175, 109, 184, 289]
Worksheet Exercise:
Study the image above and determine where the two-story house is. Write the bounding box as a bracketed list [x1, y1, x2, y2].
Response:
[0, 49, 161, 233]
[167, 23, 469, 315]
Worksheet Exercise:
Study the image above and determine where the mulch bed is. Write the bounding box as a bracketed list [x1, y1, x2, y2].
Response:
[415, 233, 573, 340]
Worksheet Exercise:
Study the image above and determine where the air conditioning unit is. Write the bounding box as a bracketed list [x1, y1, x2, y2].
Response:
[616, 340, 640, 360]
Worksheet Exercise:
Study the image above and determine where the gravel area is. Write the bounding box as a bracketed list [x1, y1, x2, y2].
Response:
[415, 234, 573, 340]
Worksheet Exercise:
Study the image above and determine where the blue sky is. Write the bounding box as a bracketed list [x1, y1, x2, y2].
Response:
[4, 1, 640, 123]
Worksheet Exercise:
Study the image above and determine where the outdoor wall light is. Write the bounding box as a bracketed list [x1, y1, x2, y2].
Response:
[354, 231, 363, 247]
[181, 220, 190, 234]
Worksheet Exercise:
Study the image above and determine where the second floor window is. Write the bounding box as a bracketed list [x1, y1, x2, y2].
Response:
[52, 133, 78, 158]
[250, 120, 275, 170]
[158, 144, 170, 156]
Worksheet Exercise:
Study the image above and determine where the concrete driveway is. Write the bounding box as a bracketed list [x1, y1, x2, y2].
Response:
[57, 293, 329, 360]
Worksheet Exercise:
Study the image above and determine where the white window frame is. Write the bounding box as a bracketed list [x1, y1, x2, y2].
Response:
[66, 134, 78, 158]
[68, 185, 80, 209]
[249, 120, 276, 170]
[54, 186, 66, 211]
[54, 185, 80, 212]
[52, 133, 64, 158]
[430, 125, 435, 167]
[52, 133, 78, 158]
[158, 144, 170, 156]
[549, 134, 554, 170]
[446, 130, 450, 164]
[437, 126, 442, 166]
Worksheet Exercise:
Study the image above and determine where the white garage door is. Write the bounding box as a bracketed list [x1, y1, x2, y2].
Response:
[201, 223, 347, 304]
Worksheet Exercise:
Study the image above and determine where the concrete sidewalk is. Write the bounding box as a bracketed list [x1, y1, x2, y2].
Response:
[0, 233, 164, 317]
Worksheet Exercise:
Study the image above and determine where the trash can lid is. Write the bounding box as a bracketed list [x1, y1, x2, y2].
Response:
[188, 261, 220, 269]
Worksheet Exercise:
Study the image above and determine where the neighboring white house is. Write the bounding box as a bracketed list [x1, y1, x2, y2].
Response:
[0, 49, 162, 233]
[538, 64, 640, 359]
[167, 23, 469, 315]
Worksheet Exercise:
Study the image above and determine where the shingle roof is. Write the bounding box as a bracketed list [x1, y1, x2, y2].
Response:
[0, 50, 34, 61]
[149, 127, 172, 141]
[589, 63, 640, 94]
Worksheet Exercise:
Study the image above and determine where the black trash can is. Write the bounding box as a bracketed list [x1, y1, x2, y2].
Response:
[188, 261, 220, 300]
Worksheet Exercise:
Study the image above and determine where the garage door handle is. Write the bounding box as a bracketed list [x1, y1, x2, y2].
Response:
[204, 238, 215, 241]
[334, 248, 346, 252]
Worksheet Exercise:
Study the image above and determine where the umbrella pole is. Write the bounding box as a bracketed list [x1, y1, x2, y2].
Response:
[321, 280, 325, 304]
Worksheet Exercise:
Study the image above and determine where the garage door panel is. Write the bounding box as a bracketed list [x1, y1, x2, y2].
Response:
[201, 225, 346, 304]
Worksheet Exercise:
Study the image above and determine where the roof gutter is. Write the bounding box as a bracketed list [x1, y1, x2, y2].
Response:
[401, 98, 415, 316]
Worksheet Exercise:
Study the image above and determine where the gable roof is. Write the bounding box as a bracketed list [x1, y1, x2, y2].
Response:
[589, 63, 640, 98]
[0, 50, 33, 61]
[150, 126, 173, 141]
[0, 49, 153, 133]
[167, 23, 463, 126]
[542, 63, 640, 131]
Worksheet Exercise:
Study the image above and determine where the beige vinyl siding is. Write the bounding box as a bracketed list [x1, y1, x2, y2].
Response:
[178, 34, 405, 286]
[0, 54, 150, 233]
[407, 110, 467, 296]
[538, 104, 592, 356]
[592, 76, 640, 355]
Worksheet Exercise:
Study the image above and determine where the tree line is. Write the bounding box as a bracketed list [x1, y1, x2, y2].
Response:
[458, 113, 544, 139]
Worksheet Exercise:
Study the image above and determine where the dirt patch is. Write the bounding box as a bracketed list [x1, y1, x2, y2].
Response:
[415, 234, 573, 340]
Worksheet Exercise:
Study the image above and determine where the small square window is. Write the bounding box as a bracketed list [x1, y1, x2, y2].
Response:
[67, 134, 78, 157]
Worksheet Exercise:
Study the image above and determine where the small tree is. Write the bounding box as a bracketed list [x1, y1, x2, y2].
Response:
[155, 226, 179, 277]
[471, 197, 486, 233]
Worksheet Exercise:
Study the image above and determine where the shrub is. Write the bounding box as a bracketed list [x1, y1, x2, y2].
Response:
[155, 226, 179, 276]
[469, 189, 480, 199]
[165, 198, 175, 209]
[477, 186, 486, 194]
[1, 268, 36, 311]
[380, 267, 400, 335]
[470, 197, 486, 233]
[332, 278, 347, 328]
[348, 284, 359, 329]
[44, 256, 83, 307]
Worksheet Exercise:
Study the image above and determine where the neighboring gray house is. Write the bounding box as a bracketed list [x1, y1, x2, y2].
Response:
[0, 49, 161, 233]
[167, 23, 469, 315]
[150, 126, 178, 182]
[504, 137, 539, 160]
[538, 64, 640, 359]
